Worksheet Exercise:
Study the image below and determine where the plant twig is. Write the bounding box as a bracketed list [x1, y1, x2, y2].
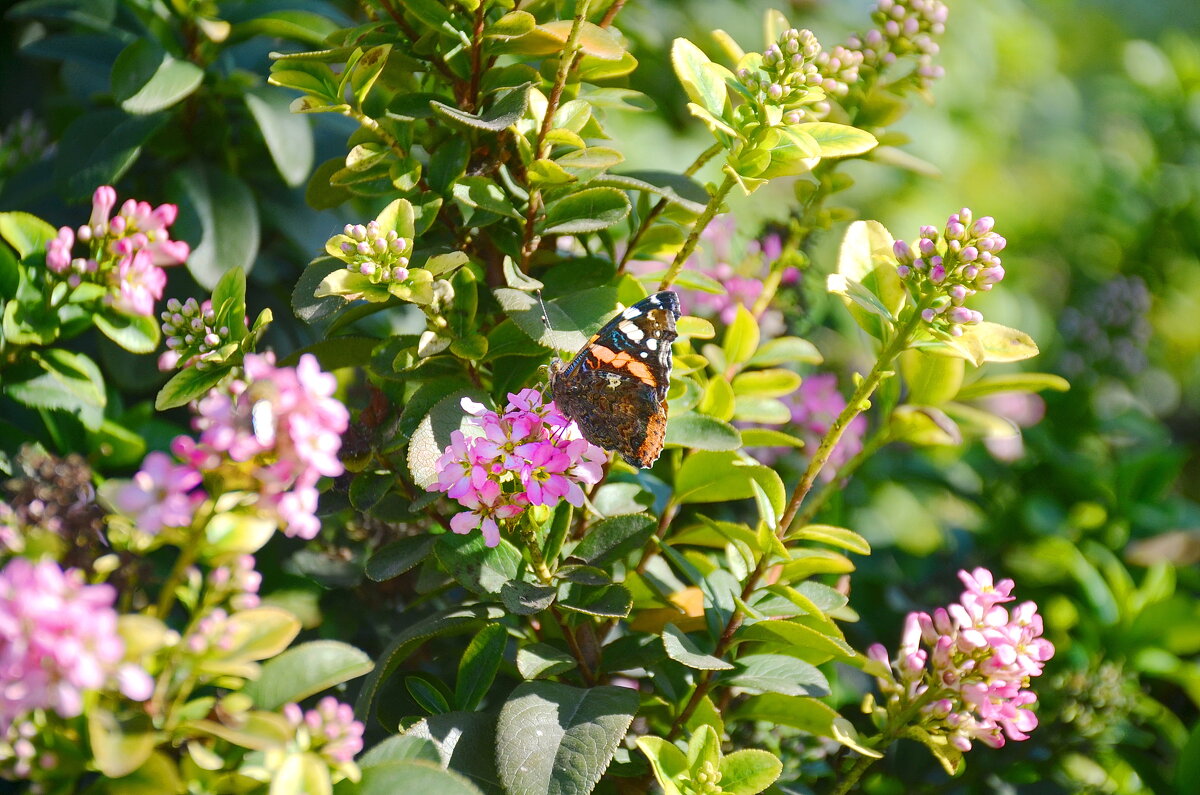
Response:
[656, 172, 737, 292]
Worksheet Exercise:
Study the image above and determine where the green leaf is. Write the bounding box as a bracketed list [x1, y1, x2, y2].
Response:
[758, 127, 821, 179]
[53, 110, 166, 198]
[569, 514, 655, 566]
[492, 285, 617, 354]
[359, 735, 442, 767]
[154, 362, 230, 410]
[501, 580, 558, 615]
[794, 122, 878, 158]
[486, 10, 536, 39]
[408, 674, 453, 715]
[835, 220, 907, 322]
[404, 711, 500, 793]
[674, 451, 785, 515]
[740, 428, 805, 449]
[731, 369, 802, 397]
[686, 724, 721, 779]
[664, 412, 742, 451]
[735, 621, 854, 663]
[242, 641, 373, 710]
[0, 212, 55, 258]
[88, 751, 182, 795]
[4, 349, 106, 430]
[503, 21, 625, 60]
[729, 694, 880, 756]
[662, 623, 733, 670]
[88, 708, 155, 778]
[271, 752, 331, 795]
[220, 606, 301, 663]
[723, 306, 760, 368]
[366, 536, 436, 582]
[954, 372, 1071, 400]
[356, 606, 505, 722]
[93, 310, 161, 354]
[635, 736, 687, 795]
[719, 750, 783, 795]
[671, 38, 726, 117]
[452, 176, 524, 220]
[955, 322, 1040, 364]
[747, 336, 822, 367]
[455, 624, 507, 712]
[541, 187, 631, 235]
[901, 348, 964, 406]
[358, 760, 484, 795]
[559, 582, 633, 618]
[170, 164, 260, 290]
[111, 40, 204, 114]
[406, 388, 490, 488]
[516, 643, 577, 680]
[720, 653, 830, 697]
[350, 44, 391, 107]
[435, 533, 522, 596]
[432, 82, 531, 131]
[496, 682, 639, 795]
[246, 86, 314, 187]
[787, 524, 871, 556]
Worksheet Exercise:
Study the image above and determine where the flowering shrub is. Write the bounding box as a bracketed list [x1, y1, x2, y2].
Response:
[5, 0, 1196, 794]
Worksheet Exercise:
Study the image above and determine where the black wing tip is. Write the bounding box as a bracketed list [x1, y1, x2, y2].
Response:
[647, 290, 681, 318]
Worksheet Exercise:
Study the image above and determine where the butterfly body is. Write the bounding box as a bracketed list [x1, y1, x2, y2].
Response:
[549, 291, 680, 468]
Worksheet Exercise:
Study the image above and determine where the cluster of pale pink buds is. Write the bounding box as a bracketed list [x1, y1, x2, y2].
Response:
[283, 697, 364, 765]
[160, 297, 232, 371]
[892, 209, 1007, 336]
[336, 220, 411, 284]
[739, 28, 824, 112]
[814, 45, 865, 98]
[185, 608, 236, 655]
[846, 0, 948, 90]
[208, 555, 262, 611]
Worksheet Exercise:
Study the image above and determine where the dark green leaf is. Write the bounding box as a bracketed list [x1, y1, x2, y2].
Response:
[664, 412, 741, 451]
[93, 310, 160, 354]
[154, 363, 231, 410]
[516, 643, 577, 680]
[569, 514, 655, 566]
[540, 187, 630, 235]
[405, 711, 501, 793]
[366, 536, 437, 582]
[559, 582, 632, 618]
[4, 349, 106, 430]
[408, 674, 453, 715]
[170, 164, 260, 290]
[720, 653, 830, 697]
[500, 580, 558, 615]
[358, 760, 484, 795]
[496, 682, 638, 795]
[53, 110, 166, 199]
[662, 623, 733, 670]
[455, 624, 507, 711]
[407, 389, 490, 488]
[431, 83, 531, 132]
[245, 86, 314, 187]
[111, 40, 204, 114]
[435, 533, 522, 596]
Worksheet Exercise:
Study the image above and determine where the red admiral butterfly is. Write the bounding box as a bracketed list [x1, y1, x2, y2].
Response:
[549, 291, 680, 468]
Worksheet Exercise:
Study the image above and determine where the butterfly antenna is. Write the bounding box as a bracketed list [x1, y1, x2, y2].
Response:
[537, 290, 556, 398]
[536, 289, 553, 331]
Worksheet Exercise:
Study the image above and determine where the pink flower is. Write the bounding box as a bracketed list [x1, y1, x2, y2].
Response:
[108, 249, 167, 317]
[46, 227, 74, 273]
[111, 451, 203, 534]
[429, 390, 605, 548]
[284, 696, 364, 764]
[869, 567, 1054, 753]
[0, 558, 149, 731]
[184, 353, 348, 539]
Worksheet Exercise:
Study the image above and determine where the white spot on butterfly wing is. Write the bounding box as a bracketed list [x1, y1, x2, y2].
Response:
[621, 306, 642, 320]
[646, 338, 658, 351]
[618, 320, 645, 341]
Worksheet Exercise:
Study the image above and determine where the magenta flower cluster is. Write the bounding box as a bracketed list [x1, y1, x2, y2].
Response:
[44, 186, 189, 317]
[429, 389, 605, 548]
[283, 697, 364, 764]
[113, 353, 348, 540]
[868, 568, 1055, 752]
[0, 558, 152, 733]
[892, 208, 1007, 337]
[159, 297, 231, 372]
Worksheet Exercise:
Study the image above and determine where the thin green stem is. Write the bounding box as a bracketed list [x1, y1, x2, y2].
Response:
[656, 172, 737, 292]
[521, 0, 593, 267]
[792, 425, 889, 529]
[618, 143, 723, 273]
[155, 506, 212, 619]
[520, 522, 554, 584]
[828, 753, 878, 795]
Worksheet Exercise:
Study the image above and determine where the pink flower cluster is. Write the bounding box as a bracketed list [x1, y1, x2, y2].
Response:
[790, 374, 867, 479]
[283, 697, 364, 764]
[429, 389, 605, 548]
[45, 186, 189, 317]
[0, 558, 152, 732]
[112, 353, 347, 540]
[175, 353, 349, 539]
[892, 209, 1008, 336]
[868, 568, 1055, 752]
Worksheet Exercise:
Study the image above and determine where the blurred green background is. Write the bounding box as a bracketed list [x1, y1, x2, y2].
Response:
[2, 0, 1198, 792]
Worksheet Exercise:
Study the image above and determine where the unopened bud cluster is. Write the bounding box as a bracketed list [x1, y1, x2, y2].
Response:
[848, 0, 948, 90]
[160, 297, 231, 371]
[813, 45, 865, 99]
[331, 221, 412, 284]
[738, 28, 825, 122]
[282, 697, 364, 765]
[892, 208, 1007, 336]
